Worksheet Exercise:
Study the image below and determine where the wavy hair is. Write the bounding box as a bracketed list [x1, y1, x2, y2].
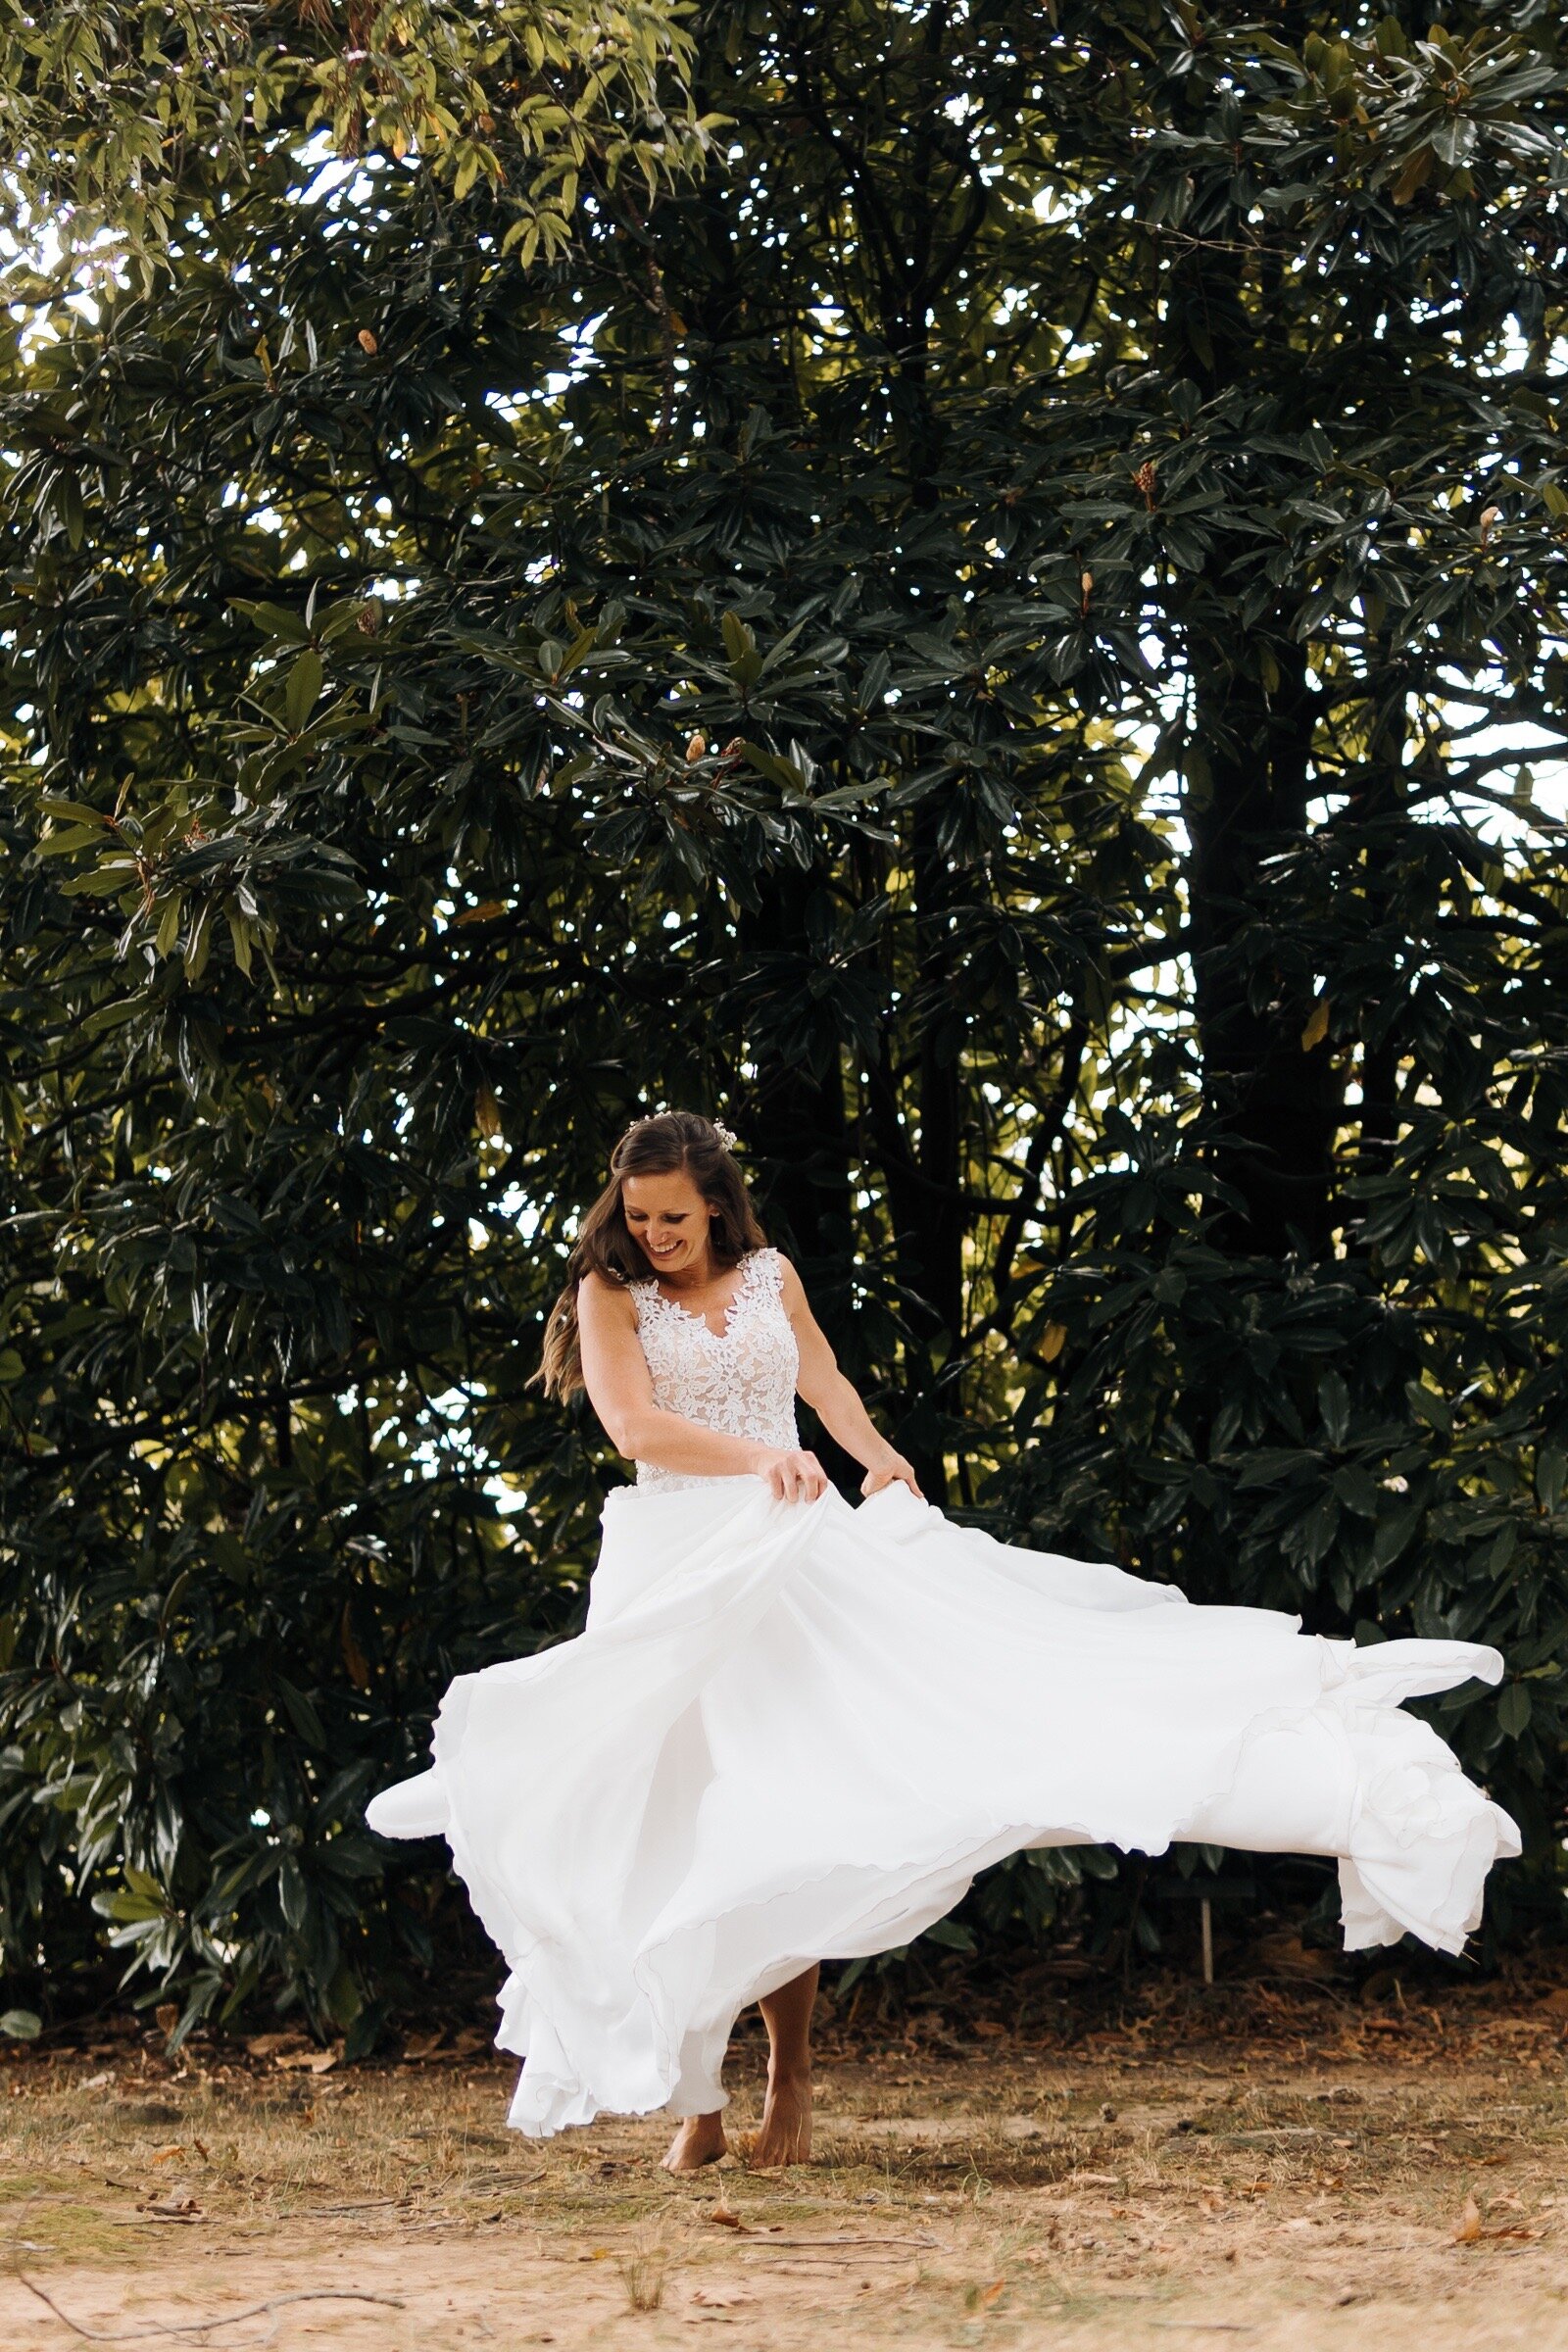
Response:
[535, 1111, 766, 1399]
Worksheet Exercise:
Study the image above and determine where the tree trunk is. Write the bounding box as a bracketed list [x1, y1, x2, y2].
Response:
[1168, 214, 1344, 1258]
[1186, 635, 1342, 1256]
[1350, 652, 1409, 1182]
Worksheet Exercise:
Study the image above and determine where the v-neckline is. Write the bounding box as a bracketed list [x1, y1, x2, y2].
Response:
[653, 1260, 750, 1342]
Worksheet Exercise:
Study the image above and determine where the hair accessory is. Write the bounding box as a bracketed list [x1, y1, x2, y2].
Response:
[618, 1108, 740, 1154]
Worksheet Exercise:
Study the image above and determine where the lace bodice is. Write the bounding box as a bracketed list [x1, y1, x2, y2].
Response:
[629, 1248, 800, 1492]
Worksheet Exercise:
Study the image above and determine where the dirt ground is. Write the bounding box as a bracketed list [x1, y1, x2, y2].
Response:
[5, 1972, 1568, 2350]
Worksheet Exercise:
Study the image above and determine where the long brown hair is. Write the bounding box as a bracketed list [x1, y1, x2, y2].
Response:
[535, 1110, 767, 1399]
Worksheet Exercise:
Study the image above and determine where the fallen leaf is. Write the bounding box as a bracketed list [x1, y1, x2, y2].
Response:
[972, 2021, 1005, 2039]
[141, 2187, 202, 2223]
[244, 2034, 306, 2060]
[1452, 2194, 1483, 2245]
[149, 2145, 183, 2166]
[708, 2201, 752, 2232]
[275, 2045, 340, 2074]
[1253, 1932, 1336, 1979]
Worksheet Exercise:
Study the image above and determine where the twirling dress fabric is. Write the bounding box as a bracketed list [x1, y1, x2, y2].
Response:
[366, 1247, 1519, 2137]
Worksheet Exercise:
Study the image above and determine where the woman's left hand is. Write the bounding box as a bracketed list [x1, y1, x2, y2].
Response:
[861, 1452, 923, 1500]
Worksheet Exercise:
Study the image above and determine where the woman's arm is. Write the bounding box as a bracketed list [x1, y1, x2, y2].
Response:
[576, 1273, 828, 1502]
[780, 1259, 923, 1498]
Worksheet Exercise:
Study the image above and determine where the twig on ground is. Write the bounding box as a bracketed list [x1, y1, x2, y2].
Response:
[757, 2233, 941, 2249]
[15, 2278, 406, 2344]
[291, 2199, 401, 2216]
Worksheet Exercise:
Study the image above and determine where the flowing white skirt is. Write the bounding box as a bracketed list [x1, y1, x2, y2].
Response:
[366, 1479, 1519, 2137]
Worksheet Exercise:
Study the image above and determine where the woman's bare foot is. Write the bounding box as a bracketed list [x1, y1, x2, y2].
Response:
[749, 2066, 812, 2168]
[661, 2112, 728, 2173]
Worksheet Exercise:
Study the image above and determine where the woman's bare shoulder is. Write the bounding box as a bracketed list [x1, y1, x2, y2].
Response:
[578, 1267, 639, 1321]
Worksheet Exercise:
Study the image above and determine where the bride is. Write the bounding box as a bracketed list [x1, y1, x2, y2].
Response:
[366, 1110, 1519, 2172]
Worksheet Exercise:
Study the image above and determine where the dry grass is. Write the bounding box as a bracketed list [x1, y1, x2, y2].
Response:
[616, 2217, 675, 2314]
[3, 1978, 1568, 2347]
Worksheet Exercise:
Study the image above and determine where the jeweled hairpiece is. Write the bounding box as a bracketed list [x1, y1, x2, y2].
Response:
[619, 1109, 741, 1153]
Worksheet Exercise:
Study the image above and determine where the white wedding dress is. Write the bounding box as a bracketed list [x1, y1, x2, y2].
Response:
[367, 1247, 1519, 2137]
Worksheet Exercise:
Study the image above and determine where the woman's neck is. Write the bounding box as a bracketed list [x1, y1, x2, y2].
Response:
[655, 1248, 717, 1296]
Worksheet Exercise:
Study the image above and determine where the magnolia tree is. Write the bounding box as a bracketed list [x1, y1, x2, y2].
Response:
[2, 0, 1566, 2043]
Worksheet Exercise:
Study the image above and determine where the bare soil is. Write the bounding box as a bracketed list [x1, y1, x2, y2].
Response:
[4, 1970, 1568, 2349]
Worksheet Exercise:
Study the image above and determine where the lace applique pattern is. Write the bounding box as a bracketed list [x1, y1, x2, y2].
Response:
[630, 1248, 800, 1492]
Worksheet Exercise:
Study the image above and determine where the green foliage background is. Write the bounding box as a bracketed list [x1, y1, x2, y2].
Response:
[2, 0, 1567, 2042]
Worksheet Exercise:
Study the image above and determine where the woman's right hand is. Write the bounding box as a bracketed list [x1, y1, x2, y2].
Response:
[757, 1446, 829, 1504]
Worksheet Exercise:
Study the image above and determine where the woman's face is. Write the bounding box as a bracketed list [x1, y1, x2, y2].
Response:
[621, 1166, 716, 1279]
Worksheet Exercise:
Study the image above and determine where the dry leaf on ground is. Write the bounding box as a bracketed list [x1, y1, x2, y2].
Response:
[141, 2187, 203, 2222]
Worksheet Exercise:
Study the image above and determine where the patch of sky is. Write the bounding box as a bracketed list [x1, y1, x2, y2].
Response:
[409, 1377, 529, 1528]
[297, 138, 374, 212]
[1417, 671, 1568, 848]
[494, 1189, 540, 1241]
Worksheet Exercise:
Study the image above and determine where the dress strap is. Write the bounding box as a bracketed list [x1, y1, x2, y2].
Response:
[746, 1248, 783, 1297]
